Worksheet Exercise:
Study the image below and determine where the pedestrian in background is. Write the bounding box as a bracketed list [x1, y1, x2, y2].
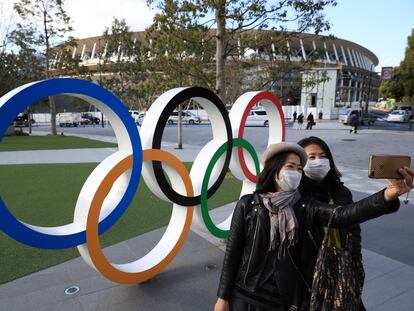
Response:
[349, 113, 359, 134]
[297, 113, 304, 130]
[318, 111, 323, 120]
[293, 111, 297, 123]
[306, 112, 315, 130]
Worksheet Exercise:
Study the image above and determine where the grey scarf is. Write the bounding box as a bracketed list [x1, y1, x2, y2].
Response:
[259, 190, 301, 258]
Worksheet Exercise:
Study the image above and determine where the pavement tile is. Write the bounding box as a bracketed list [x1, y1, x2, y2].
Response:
[0, 269, 71, 300]
[65, 257, 101, 283]
[22, 281, 77, 308]
[101, 298, 177, 311]
[363, 251, 405, 273]
[0, 294, 29, 311]
[95, 242, 137, 264]
[362, 249, 378, 262]
[78, 285, 143, 311]
[370, 287, 414, 311]
[34, 299, 83, 311]
[0, 279, 80, 311]
[363, 265, 414, 309]
[67, 274, 118, 296]
[0, 148, 115, 165]
[123, 228, 165, 258]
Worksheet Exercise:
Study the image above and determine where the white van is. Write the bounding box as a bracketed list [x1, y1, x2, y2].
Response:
[58, 112, 81, 127]
[245, 109, 269, 127]
[167, 111, 201, 125]
[338, 108, 362, 125]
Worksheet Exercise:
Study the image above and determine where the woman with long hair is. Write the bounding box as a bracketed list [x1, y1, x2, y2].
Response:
[298, 136, 365, 310]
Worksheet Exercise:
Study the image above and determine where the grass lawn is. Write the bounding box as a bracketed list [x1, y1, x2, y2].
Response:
[0, 135, 116, 152]
[0, 162, 242, 284]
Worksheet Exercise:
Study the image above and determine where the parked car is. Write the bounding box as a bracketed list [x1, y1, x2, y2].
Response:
[361, 112, 377, 125]
[14, 113, 35, 127]
[395, 105, 414, 119]
[245, 109, 269, 127]
[167, 111, 201, 125]
[338, 108, 362, 125]
[386, 110, 410, 122]
[81, 112, 100, 125]
[58, 112, 81, 127]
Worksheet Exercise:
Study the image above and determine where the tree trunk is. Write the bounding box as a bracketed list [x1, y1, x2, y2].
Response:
[177, 103, 183, 149]
[44, 10, 57, 135]
[177, 73, 183, 149]
[28, 108, 32, 134]
[215, 0, 226, 106]
[49, 96, 57, 135]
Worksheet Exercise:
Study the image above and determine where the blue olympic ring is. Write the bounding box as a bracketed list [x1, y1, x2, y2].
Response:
[0, 78, 142, 249]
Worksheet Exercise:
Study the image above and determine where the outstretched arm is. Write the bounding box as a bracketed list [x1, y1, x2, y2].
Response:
[312, 167, 413, 227]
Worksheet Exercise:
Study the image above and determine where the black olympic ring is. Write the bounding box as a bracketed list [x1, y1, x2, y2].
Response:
[151, 87, 233, 206]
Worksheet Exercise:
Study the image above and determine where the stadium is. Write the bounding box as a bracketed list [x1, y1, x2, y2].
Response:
[54, 31, 380, 119]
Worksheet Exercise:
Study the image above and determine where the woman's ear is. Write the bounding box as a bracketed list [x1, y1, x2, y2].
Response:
[275, 169, 280, 181]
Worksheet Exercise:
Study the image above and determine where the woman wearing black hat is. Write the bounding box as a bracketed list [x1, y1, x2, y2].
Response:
[214, 142, 413, 311]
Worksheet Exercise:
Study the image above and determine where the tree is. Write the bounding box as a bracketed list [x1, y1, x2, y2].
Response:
[399, 28, 414, 102]
[100, 18, 146, 110]
[144, 1, 215, 95]
[0, 0, 14, 53]
[380, 29, 414, 103]
[147, 0, 337, 105]
[380, 68, 404, 100]
[13, 0, 74, 135]
[0, 1, 19, 96]
[145, 4, 219, 149]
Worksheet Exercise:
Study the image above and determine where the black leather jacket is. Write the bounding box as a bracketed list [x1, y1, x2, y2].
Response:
[299, 176, 361, 256]
[217, 190, 399, 309]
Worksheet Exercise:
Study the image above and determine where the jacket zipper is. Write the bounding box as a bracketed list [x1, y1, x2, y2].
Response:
[244, 215, 259, 287]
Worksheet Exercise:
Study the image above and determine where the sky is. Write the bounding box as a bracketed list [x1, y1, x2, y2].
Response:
[1, 0, 413, 70]
[321, 0, 414, 69]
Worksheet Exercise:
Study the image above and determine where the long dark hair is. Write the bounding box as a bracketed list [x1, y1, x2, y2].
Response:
[256, 151, 291, 194]
[297, 136, 342, 185]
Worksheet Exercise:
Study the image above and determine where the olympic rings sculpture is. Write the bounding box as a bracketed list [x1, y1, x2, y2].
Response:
[0, 78, 285, 284]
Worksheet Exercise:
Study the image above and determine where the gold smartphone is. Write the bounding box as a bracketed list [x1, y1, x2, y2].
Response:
[368, 155, 411, 179]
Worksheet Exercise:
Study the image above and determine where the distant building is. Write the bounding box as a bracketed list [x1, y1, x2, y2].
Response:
[56, 31, 379, 119]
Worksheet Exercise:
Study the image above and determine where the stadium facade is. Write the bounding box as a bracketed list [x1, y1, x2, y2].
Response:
[54, 31, 379, 119]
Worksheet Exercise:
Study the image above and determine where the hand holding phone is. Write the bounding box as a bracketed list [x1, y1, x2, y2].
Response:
[384, 167, 414, 201]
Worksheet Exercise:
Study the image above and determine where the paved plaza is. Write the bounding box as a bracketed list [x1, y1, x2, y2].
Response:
[1, 121, 414, 310]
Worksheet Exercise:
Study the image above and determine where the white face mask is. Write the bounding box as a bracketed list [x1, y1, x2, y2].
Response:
[304, 159, 331, 181]
[276, 170, 302, 191]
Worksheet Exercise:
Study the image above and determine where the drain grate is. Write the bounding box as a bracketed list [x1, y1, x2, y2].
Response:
[64, 286, 80, 295]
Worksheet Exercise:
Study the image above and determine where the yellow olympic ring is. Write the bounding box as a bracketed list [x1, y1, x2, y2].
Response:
[84, 149, 194, 284]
